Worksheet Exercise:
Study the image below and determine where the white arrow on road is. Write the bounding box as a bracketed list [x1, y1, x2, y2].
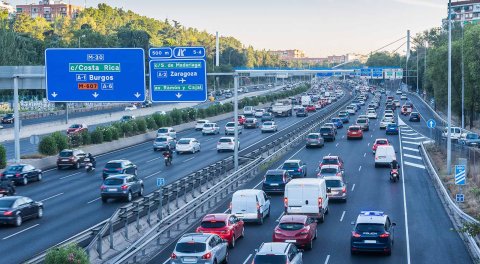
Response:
[51, 92, 58, 98]
[175, 93, 182, 99]
[92, 92, 99, 98]
[134, 92, 141, 98]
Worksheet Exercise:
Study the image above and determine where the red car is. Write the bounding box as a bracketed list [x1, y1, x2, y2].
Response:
[66, 123, 88, 135]
[347, 125, 363, 140]
[273, 215, 317, 249]
[305, 105, 316, 112]
[196, 213, 244, 248]
[372, 138, 390, 153]
[235, 115, 247, 125]
[319, 155, 344, 171]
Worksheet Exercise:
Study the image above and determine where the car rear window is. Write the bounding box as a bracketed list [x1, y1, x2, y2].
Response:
[245, 119, 254, 123]
[59, 151, 73, 157]
[178, 139, 191, 144]
[226, 123, 235, 127]
[175, 242, 206, 253]
[254, 255, 287, 264]
[0, 199, 15, 208]
[219, 138, 232, 143]
[307, 134, 319, 139]
[357, 119, 367, 124]
[321, 168, 338, 174]
[320, 128, 331, 133]
[5, 165, 23, 172]
[263, 122, 273, 126]
[279, 223, 304, 230]
[467, 134, 479, 139]
[283, 162, 299, 168]
[204, 124, 214, 128]
[349, 127, 360, 131]
[201, 221, 226, 228]
[326, 179, 343, 188]
[155, 137, 167, 142]
[355, 223, 385, 233]
[322, 158, 337, 165]
[158, 128, 168, 133]
[69, 124, 81, 128]
[105, 162, 122, 169]
[104, 178, 124, 185]
[265, 174, 283, 182]
[376, 140, 387, 144]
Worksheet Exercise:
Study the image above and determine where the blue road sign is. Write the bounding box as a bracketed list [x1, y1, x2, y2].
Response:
[316, 72, 333, 77]
[157, 178, 165, 187]
[426, 119, 436, 128]
[149, 47, 173, 59]
[372, 68, 383, 79]
[455, 165, 466, 185]
[456, 193, 465, 203]
[45, 48, 146, 102]
[360, 68, 372, 79]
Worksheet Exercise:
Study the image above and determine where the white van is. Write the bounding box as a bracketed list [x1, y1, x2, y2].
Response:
[375, 145, 396, 167]
[243, 106, 255, 116]
[157, 127, 176, 139]
[442, 127, 462, 141]
[284, 178, 329, 223]
[230, 189, 271, 224]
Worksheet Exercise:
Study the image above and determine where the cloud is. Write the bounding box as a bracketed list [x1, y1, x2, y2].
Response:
[392, 0, 444, 9]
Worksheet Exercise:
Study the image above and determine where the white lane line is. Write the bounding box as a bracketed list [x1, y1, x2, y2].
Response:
[335, 143, 339, 147]
[370, 134, 373, 138]
[146, 157, 162, 163]
[367, 143, 370, 147]
[404, 161, 426, 169]
[242, 254, 253, 264]
[363, 152, 366, 157]
[403, 146, 419, 152]
[183, 157, 196, 163]
[358, 166, 362, 172]
[351, 183, 356, 192]
[403, 141, 420, 145]
[163, 258, 170, 264]
[340, 211, 346, 222]
[87, 197, 100, 204]
[3, 224, 40, 240]
[328, 153, 331, 156]
[324, 255, 331, 264]
[402, 136, 425, 140]
[40, 192, 63, 202]
[398, 117, 412, 264]
[342, 135, 345, 138]
[211, 148, 217, 151]
[404, 154, 422, 160]
[403, 133, 418, 136]
[401, 128, 413, 132]
[276, 212, 285, 222]
[59, 172, 81, 180]
[145, 171, 162, 179]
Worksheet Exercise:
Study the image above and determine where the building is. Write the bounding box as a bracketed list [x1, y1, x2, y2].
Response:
[0, 1, 15, 14]
[16, 0, 83, 21]
[449, 0, 480, 24]
[269, 49, 305, 60]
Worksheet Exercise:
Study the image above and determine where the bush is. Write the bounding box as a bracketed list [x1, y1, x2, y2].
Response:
[186, 108, 197, 121]
[0, 145, 6, 169]
[68, 133, 83, 147]
[110, 126, 119, 140]
[145, 116, 157, 130]
[51, 132, 68, 151]
[170, 109, 182, 125]
[135, 118, 147, 133]
[81, 131, 91, 145]
[120, 122, 132, 136]
[152, 113, 164, 128]
[129, 120, 138, 134]
[45, 243, 88, 264]
[38, 136, 58, 156]
[102, 127, 113, 142]
[163, 115, 173, 126]
[197, 108, 206, 119]
[90, 130, 104, 144]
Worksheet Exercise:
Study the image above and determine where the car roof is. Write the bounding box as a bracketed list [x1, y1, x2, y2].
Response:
[105, 174, 130, 180]
[349, 125, 361, 128]
[284, 159, 301, 163]
[107, 160, 128, 163]
[308, 133, 321, 136]
[179, 233, 213, 243]
[323, 176, 343, 181]
[356, 211, 388, 225]
[7, 164, 27, 167]
[323, 155, 339, 159]
[279, 214, 308, 224]
[258, 242, 289, 254]
[0, 196, 23, 201]
[321, 165, 340, 169]
[202, 213, 229, 222]
[219, 137, 234, 140]
[178, 138, 195, 141]
[375, 138, 388, 142]
[234, 189, 262, 196]
[266, 169, 287, 175]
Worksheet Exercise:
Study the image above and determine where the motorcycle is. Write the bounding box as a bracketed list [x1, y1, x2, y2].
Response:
[84, 158, 95, 173]
[0, 182, 15, 197]
[163, 152, 172, 166]
[390, 168, 399, 182]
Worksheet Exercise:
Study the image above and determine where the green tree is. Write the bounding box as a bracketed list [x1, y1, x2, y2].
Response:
[45, 244, 88, 264]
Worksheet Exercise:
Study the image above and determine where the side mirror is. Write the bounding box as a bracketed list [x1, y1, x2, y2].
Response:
[327, 187, 332, 193]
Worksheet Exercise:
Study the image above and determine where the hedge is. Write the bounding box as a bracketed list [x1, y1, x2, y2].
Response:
[0, 144, 6, 169]
[45, 243, 88, 264]
[51, 132, 68, 151]
[39, 136, 58, 155]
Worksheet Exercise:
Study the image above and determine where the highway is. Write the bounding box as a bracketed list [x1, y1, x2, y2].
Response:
[148, 90, 472, 264]
[0, 87, 350, 263]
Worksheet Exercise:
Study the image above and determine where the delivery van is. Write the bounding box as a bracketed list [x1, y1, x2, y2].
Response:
[375, 145, 396, 167]
[230, 189, 271, 224]
[284, 178, 329, 223]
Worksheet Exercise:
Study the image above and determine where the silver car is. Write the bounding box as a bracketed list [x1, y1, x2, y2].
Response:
[100, 174, 144, 203]
[306, 133, 324, 148]
[261, 121, 278, 133]
[153, 136, 176, 151]
[325, 176, 347, 201]
[170, 233, 228, 264]
[224, 122, 243, 135]
[253, 242, 302, 264]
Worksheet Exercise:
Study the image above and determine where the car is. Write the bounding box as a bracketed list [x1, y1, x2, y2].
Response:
[459, 133, 480, 147]
[261, 112, 275, 122]
[244, 118, 259, 129]
[346, 105, 356, 115]
[396, 89, 402, 95]
[372, 138, 390, 153]
[262, 169, 292, 193]
[383, 113, 394, 122]
[305, 133, 324, 148]
[252, 242, 303, 264]
[141, 100, 152, 108]
[386, 123, 399, 135]
[124, 104, 137, 111]
[380, 118, 394, 129]
[195, 120, 210, 130]
[367, 110, 377, 119]
[296, 108, 308, 117]
[66, 123, 88, 135]
[442, 126, 463, 140]
[120, 115, 135, 122]
[243, 106, 255, 116]
[325, 176, 347, 201]
[319, 126, 336, 141]
[261, 121, 278, 133]
[56, 149, 87, 169]
[317, 165, 343, 178]
[100, 174, 144, 203]
[0, 196, 43, 227]
[386, 103, 396, 111]
[393, 100, 400, 107]
[254, 109, 266, 118]
[153, 136, 176, 151]
[401, 94, 407, 100]
[230, 189, 270, 224]
[170, 233, 229, 264]
[217, 137, 240, 152]
[202, 123, 220, 135]
[375, 145, 397, 167]
[331, 118, 344, 129]
[1, 113, 14, 124]
[0, 164, 42, 185]
[102, 160, 137, 180]
[176, 138, 201, 154]
[409, 112, 421, 122]
[236, 115, 247, 125]
[338, 111, 350, 123]
[305, 105, 316, 112]
[157, 127, 177, 139]
[284, 178, 329, 222]
[272, 215, 317, 249]
[368, 103, 378, 110]
[224, 92, 233, 98]
[195, 214, 244, 248]
[347, 125, 363, 139]
[356, 118, 369, 131]
[224, 122, 243, 135]
[324, 123, 337, 134]
[282, 159, 307, 178]
[351, 211, 396, 255]
[319, 155, 344, 171]
[401, 105, 413, 115]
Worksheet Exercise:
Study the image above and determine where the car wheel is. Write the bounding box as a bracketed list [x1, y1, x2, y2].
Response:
[57, 166, 62, 170]
[266, 207, 270, 217]
[101, 197, 108, 203]
[319, 213, 325, 223]
[306, 237, 313, 250]
[229, 236, 235, 248]
[223, 252, 229, 264]
[37, 207, 43, 219]
[14, 215, 22, 227]
[22, 177, 28, 186]
[75, 162, 80, 170]
[134, 169, 138, 176]
[240, 226, 245, 238]
[126, 191, 132, 202]
[139, 186, 144, 196]
[314, 228, 318, 239]
[259, 214, 264, 225]
[37, 173, 42, 181]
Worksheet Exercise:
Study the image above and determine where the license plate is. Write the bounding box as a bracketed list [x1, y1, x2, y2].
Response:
[183, 257, 196, 262]
[285, 239, 296, 243]
[108, 188, 116, 192]
[270, 183, 279, 186]
[62, 159, 69, 161]
[323, 133, 328, 135]
[364, 240, 376, 244]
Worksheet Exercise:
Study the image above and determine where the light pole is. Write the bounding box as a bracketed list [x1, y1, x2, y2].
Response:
[461, 19, 465, 129]
[447, 0, 452, 174]
[416, 50, 419, 94]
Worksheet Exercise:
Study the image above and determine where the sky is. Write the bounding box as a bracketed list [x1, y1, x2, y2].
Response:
[9, 0, 448, 57]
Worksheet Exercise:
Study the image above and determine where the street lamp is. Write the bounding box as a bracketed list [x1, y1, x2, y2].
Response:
[447, 0, 452, 174]
[78, 34, 86, 48]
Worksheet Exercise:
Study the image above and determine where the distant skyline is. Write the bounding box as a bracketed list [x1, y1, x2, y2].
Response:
[9, 0, 449, 57]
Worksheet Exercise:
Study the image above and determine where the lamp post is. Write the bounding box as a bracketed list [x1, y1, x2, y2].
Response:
[447, 0, 452, 174]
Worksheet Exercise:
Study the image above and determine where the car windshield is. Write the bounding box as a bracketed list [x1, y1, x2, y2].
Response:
[204, 124, 214, 128]
[104, 178, 124, 185]
[158, 128, 168, 133]
[467, 134, 479, 139]
[263, 122, 273, 126]
[69, 124, 81, 128]
[59, 151, 73, 157]
[0, 199, 15, 208]
[279, 223, 305, 230]
[178, 139, 191, 144]
[155, 137, 167, 142]
[355, 223, 385, 233]
[253, 255, 287, 264]
[5, 165, 23, 172]
[321, 168, 338, 174]
[283, 162, 299, 168]
[4, 114, 13, 118]
[219, 138, 232, 143]
[265, 174, 283, 182]
[200, 221, 226, 228]
[307, 134, 319, 139]
[349, 127, 360, 131]
[175, 242, 206, 253]
[326, 179, 343, 188]
[105, 162, 122, 169]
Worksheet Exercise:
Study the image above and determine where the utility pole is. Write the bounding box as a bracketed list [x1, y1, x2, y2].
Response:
[416, 49, 419, 94]
[461, 20, 465, 129]
[406, 30, 410, 91]
[447, 0, 452, 174]
[215, 31, 220, 95]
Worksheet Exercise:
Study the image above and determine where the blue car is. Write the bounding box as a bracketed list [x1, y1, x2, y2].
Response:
[386, 123, 399, 135]
[331, 118, 344, 129]
[281, 159, 307, 178]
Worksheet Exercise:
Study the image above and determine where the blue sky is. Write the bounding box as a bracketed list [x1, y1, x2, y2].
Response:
[10, 0, 448, 57]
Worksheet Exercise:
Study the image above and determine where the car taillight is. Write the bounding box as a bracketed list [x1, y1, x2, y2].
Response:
[284, 197, 288, 207]
[15, 173, 21, 178]
[121, 185, 128, 190]
[116, 168, 123, 171]
[297, 168, 302, 172]
[3, 211, 13, 216]
[318, 197, 323, 208]
[69, 157, 75, 160]
[202, 252, 212, 260]
[229, 142, 233, 145]
[229, 202, 232, 211]
[256, 202, 260, 210]
[170, 253, 177, 259]
[352, 232, 361, 238]
[100, 185, 106, 191]
[342, 186, 346, 193]
[299, 227, 310, 235]
[379, 232, 390, 238]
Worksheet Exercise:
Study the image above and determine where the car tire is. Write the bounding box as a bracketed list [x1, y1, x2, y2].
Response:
[314, 228, 318, 239]
[259, 214, 264, 225]
[229, 236, 235, 248]
[101, 197, 108, 203]
[22, 177, 28, 186]
[57, 166, 62, 170]
[126, 191, 133, 202]
[223, 252, 229, 264]
[240, 226, 245, 238]
[217, 150, 221, 153]
[75, 162, 80, 170]
[37, 207, 43, 219]
[36, 173, 42, 181]
[319, 213, 325, 223]
[14, 215, 22, 227]
[139, 186, 144, 196]
[266, 207, 270, 217]
[306, 237, 313, 250]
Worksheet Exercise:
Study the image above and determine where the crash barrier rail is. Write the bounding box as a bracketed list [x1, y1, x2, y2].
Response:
[419, 142, 480, 261]
[24, 92, 353, 264]
[110, 94, 353, 264]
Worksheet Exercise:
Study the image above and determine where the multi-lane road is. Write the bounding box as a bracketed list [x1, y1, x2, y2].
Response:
[148, 90, 473, 264]
[0, 86, 350, 263]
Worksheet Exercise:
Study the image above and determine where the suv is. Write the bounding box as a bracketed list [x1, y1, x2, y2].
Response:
[56, 149, 86, 169]
[319, 126, 336, 141]
[351, 211, 396, 255]
[100, 174, 144, 203]
[262, 169, 291, 193]
[170, 233, 228, 264]
[306, 133, 324, 148]
[153, 136, 176, 151]
[102, 160, 137, 180]
[356, 118, 369, 131]
[281, 160, 307, 178]
[253, 242, 303, 264]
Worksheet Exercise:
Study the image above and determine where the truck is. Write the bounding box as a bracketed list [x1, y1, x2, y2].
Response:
[301, 95, 312, 107]
[271, 100, 293, 117]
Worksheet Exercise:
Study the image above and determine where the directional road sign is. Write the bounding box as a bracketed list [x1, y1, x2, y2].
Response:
[455, 165, 466, 185]
[456, 193, 465, 203]
[360, 68, 372, 79]
[372, 68, 383, 79]
[149, 46, 207, 102]
[316, 72, 333, 77]
[45, 48, 146, 102]
[157, 178, 165, 187]
[426, 119, 436, 128]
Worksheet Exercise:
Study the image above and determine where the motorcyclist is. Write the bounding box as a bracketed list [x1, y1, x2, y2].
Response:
[0, 178, 15, 196]
[163, 145, 173, 164]
[87, 153, 96, 169]
[390, 159, 399, 170]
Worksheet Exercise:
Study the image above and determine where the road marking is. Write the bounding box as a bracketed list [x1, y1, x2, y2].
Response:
[242, 254, 253, 264]
[398, 120, 412, 264]
[87, 197, 100, 204]
[404, 154, 422, 160]
[351, 183, 355, 192]
[403, 146, 419, 152]
[146, 157, 162, 163]
[276, 212, 285, 222]
[342, 135, 345, 138]
[40, 192, 63, 202]
[335, 143, 339, 147]
[145, 171, 162, 179]
[403, 141, 420, 145]
[404, 161, 426, 169]
[183, 157, 196, 163]
[367, 143, 370, 147]
[59, 172, 81, 180]
[402, 136, 425, 140]
[403, 132, 418, 136]
[370, 134, 373, 138]
[3, 224, 40, 240]
[211, 148, 217, 151]
[340, 211, 346, 222]
[324, 255, 331, 264]
[363, 152, 366, 157]
[358, 166, 362, 171]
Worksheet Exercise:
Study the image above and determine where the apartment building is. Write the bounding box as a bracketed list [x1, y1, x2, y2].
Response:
[16, 0, 83, 21]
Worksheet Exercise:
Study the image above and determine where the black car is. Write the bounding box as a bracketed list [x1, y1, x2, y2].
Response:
[320, 126, 336, 141]
[351, 211, 396, 255]
[1, 113, 14, 124]
[142, 100, 153, 108]
[296, 108, 308, 117]
[102, 160, 137, 180]
[0, 196, 43, 226]
[409, 112, 421, 122]
[0, 164, 42, 185]
[262, 169, 291, 194]
[244, 118, 259, 129]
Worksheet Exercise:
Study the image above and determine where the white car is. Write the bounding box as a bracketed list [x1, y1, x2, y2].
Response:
[393, 100, 400, 107]
[176, 138, 201, 154]
[124, 104, 137, 111]
[254, 109, 266, 118]
[195, 120, 210, 131]
[383, 113, 394, 122]
[157, 127, 176, 139]
[384, 109, 394, 115]
[442, 127, 463, 140]
[396, 90, 402, 95]
[261, 121, 278, 133]
[346, 106, 356, 115]
[367, 110, 377, 119]
[243, 106, 255, 116]
[380, 119, 395, 129]
[202, 122, 220, 135]
[401, 94, 407, 100]
[217, 137, 240, 152]
[224, 122, 243, 135]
